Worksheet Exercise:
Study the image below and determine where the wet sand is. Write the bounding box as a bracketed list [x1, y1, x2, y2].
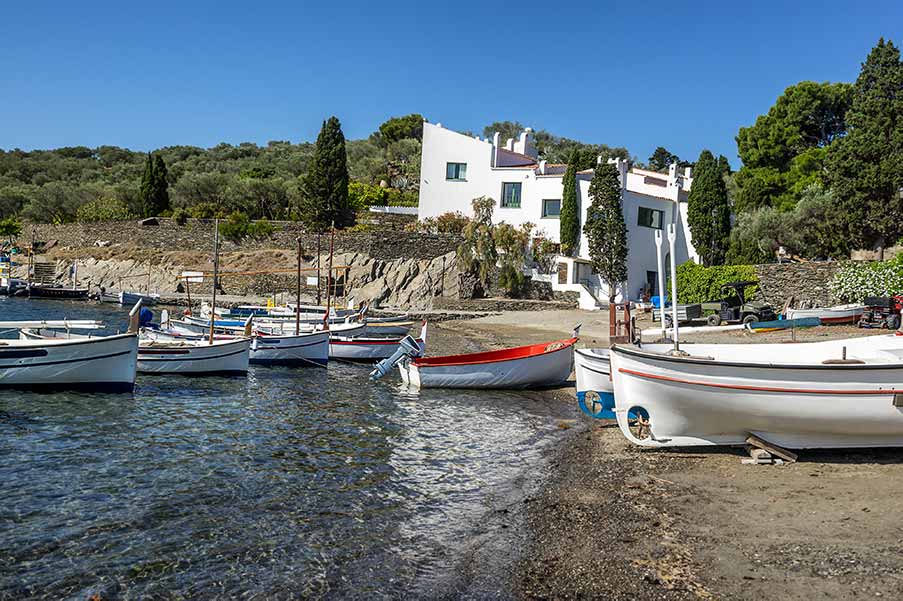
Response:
[438, 310, 903, 600]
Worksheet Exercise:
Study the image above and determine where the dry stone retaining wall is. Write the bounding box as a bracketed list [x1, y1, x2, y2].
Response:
[755, 262, 842, 308]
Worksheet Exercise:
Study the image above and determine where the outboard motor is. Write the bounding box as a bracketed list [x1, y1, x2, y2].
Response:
[369, 335, 423, 381]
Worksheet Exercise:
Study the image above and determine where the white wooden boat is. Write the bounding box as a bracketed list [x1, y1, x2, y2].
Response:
[330, 323, 427, 361]
[785, 303, 865, 324]
[609, 334, 903, 449]
[250, 330, 329, 366]
[399, 336, 577, 389]
[574, 348, 615, 417]
[2, 330, 138, 391]
[20, 328, 251, 376]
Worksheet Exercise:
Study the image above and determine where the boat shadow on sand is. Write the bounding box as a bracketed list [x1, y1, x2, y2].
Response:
[633, 444, 903, 465]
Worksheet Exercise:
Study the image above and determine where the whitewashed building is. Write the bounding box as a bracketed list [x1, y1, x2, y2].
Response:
[417, 122, 699, 308]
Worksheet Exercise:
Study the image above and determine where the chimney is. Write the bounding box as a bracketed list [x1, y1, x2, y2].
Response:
[514, 127, 537, 158]
[505, 138, 514, 151]
[684, 166, 692, 179]
[492, 132, 501, 167]
[539, 159, 547, 175]
[607, 157, 627, 189]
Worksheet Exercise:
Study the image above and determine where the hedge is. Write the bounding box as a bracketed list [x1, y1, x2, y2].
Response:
[669, 261, 759, 304]
[829, 254, 903, 303]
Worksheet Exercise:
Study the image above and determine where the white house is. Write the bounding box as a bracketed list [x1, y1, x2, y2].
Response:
[417, 122, 700, 308]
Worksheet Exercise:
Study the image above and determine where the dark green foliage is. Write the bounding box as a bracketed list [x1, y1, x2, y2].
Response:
[534, 133, 628, 167]
[648, 147, 678, 172]
[457, 196, 497, 295]
[0, 217, 21, 243]
[374, 114, 425, 148]
[482, 121, 525, 142]
[299, 117, 354, 231]
[734, 81, 852, 212]
[672, 261, 759, 304]
[218, 211, 276, 243]
[75, 197, 133, 222]
[494, 222, 532, 296]
[583, 163, 628, 302]
[138, 153, 170, 217]
[347, 181, 389, 210]
[559, 152, 580, 256]
[827, 38, 903, 251]
[687, 150, 731, 266]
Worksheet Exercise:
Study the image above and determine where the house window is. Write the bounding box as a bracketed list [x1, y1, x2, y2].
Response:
[637, 206, 664, 229]
[541, 199, 561, 218]
[446, 162, 467, 181]
[501, 182, 522, 208]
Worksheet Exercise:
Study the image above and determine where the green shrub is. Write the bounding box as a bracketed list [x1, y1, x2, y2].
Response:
[670, 261, 759, 304]
[829, 254, 903, 302]
[345, 222, 375, 233]
[386, 188, 418, 207]
[218, 212, 275, 243]
[407, 211, 471, 234]
[348, 181, 389, 210]
[171, 207, 190, 225]
[75, 197, 134, 222]
[188, 202, 226, 219]
[0, 217, 22, 243]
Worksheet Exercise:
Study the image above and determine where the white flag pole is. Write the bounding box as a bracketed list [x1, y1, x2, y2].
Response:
[654, 229, 666, 340]
[668, 223, 680, 353]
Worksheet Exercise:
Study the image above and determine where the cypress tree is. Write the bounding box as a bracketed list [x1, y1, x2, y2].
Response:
[687, 150, 732, 266]
[827, 38, 903, 251]
[151, 155, 170, 215]
[300, 116, 354, 230]
[583, 162, 628, 303]
[559, 151, 580, 256]
[139, 153, 155, 218]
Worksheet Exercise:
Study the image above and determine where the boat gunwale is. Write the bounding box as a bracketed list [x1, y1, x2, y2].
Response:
[412, 337, 577, 368]
[611, 342, 903, 370]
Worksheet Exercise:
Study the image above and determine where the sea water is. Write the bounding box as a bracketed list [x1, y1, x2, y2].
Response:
[0, 297, 572, 598]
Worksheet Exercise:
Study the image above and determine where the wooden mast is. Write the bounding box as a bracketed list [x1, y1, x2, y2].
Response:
[209, 219, 219, 345]
[295, 237, 302, 336]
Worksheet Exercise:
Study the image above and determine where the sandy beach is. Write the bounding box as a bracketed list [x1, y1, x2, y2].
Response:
[435, 309, 903, 600]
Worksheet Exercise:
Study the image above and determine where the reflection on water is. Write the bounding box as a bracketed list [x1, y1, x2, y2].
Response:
[0, 298, 573, 598]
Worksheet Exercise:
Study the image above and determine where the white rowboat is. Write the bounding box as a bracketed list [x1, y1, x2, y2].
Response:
[609, 334, 903, 449]
[785, 303, 865, 324]
[399, 337, 577, 389]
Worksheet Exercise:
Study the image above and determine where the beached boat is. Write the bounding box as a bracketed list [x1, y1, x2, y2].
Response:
[398, 336, 577, 389]
[785, 304, 865, 325]
[99, 291, 161, 306]
[330, 323, 427, 361]
[20, 283, 89, 299]
[20, 328, 252, 376]
[2, 312, 139, 391]
[609, 334, 903, 449]
[574, 348, 615, 417]
[249, 330, 329, 366]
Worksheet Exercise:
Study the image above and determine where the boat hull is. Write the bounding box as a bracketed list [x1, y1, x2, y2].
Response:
[786, 304, 864, 324]
[0, 333, 137, 392]
[330, 337, 425, 361]
[250, 331, 329, 366]
[610, 342, 903, 449]
[400, 341, 574, 389]
[574, 348, 615, 418]
[137, 338, 250, 375]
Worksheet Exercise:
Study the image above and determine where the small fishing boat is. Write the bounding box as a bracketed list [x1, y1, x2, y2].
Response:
[398, 335, 577, 389]
[99, 291, 161, 306]
[329, 323, 427, 361]
[249, 330, 329, 366]
[609, 334, 903, 449]
[20, 327, 252, 376]
[1, 310, 140, 392]
[21, 283, 89, 299]
[785, 303, 865, 325]
[574, 348, 615, 417]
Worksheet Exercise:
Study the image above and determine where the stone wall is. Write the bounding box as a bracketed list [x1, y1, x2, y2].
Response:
[755, 262, 842, 308]
[25, 219, 460, 261]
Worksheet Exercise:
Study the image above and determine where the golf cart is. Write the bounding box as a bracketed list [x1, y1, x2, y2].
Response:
[705, 281, 776, 326]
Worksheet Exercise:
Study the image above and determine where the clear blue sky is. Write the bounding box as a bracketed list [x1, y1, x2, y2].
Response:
[1, 1, 899, 166]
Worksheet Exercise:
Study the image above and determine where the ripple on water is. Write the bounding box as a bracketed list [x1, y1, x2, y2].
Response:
[0, 298, 572, 598]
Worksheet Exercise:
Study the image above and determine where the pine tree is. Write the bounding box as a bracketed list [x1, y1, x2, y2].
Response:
[299, 116, 354, 231]
[583, 162, 628, 303]
[139, 153, 155, 218]
[687, 150, 732, 266]
[559, 151, 580, 256]
[151, 155, 170, 215]
[827, 38, 903, 251]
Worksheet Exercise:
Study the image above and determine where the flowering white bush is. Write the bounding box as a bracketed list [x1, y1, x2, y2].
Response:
[829, 258, 903, 302]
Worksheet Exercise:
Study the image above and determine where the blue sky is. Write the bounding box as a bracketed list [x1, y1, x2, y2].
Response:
[1, 1, 899, 166]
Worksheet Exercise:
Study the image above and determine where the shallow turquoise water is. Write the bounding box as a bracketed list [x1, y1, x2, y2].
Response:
[0, 297, 572, 599]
